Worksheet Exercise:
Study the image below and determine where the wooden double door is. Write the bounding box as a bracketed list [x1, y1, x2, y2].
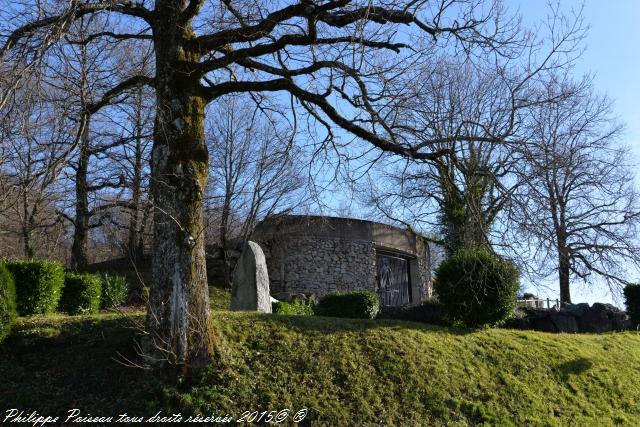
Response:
[376, 251, 411, 306]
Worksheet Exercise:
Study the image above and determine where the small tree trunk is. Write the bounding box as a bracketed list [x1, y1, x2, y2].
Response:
[127, 114, 144, 263]
[558, 234, 571, 305]
[145, 3, 213, 378]
[219, 198, 232, 288]
[71, 115, 90, 271]
[21, 190, 35, 258]
[22, 225, 35, 259]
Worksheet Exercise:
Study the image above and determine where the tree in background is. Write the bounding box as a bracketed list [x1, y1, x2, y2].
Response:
[50, 18, 154, 270]
[363, 54, 564, 256]
[0, 74, 71, 259]
[511, 75, 640, 304]
[205, 94, 306, 287]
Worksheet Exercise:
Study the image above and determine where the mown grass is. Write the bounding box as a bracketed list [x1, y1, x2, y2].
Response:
[1, 289, 640, 426]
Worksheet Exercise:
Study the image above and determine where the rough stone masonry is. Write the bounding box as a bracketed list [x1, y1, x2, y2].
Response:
[251, 215, 433, 305]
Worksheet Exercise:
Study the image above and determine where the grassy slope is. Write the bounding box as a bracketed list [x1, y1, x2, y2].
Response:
[1, 288, 639, 426]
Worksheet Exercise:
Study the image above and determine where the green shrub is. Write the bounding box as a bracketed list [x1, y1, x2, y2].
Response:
[0, 263, 17, 342]
[316, 290, 380, 319]
[434, 248, 519, 328]
[59, 273, 102, 315]
[100, 273, 129, 308]
[624, 284, 640, 329]
[272, 299, 315, 316]
[6, 260, 65, 316]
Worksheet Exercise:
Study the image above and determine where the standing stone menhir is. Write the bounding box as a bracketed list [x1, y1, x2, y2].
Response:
[230, 241, 271, 313]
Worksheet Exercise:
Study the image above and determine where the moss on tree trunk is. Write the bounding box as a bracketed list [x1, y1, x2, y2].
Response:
[144, 1, 214, 378]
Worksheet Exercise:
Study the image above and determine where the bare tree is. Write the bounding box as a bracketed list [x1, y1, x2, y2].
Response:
[0, 0, 582, 377]
[0, 75, 71, 259]
[119, 83, 154, 264]
[205, 94, 306, 287]
[47, 18, 154, 270]
[363, 54, 561, 256]
[511, 75, 640, 304]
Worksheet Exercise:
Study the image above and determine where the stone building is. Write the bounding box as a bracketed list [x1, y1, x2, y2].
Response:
[251, 215, 433, 306]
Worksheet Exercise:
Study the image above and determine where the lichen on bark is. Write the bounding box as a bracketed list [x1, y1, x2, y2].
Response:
[143, 1, 215, 378]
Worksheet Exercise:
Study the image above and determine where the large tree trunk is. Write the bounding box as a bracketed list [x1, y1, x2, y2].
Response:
[71, 115, 90, 271]
[145, 1, 213, 378]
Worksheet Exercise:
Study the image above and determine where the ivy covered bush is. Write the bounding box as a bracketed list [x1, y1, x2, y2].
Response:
[6, 260, 65, 316]
[272, 299, 315, 316]
[623, 284, 640, 329]
[59, 273, 102, 315]
[316, 290, 380, 319]
[434, 248, 519, 328]
[0, 263, 17, 342]
[100, 273, 129, 308]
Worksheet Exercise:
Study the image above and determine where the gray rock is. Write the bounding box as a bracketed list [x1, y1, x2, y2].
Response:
[504, 316, 530, 330]
[561, 303, 590, 317]
[503, 301, 633, 333]
[272, 291, 294, 302]
[579, 304, 613, 333]
[291, 293, 307, 302]
[549, 313, 579, 333]
[611, 312, 631, 331]
[529, 315, 558, 333]
[230, 241, 271, 313]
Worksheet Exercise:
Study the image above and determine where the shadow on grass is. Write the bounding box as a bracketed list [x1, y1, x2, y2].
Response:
[0, 315, 160, 413]
[234, 311, 476, 336]
[556, 357, 593, 382]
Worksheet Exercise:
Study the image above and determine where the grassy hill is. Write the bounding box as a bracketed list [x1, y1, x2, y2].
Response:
[1, 291, 639, 426]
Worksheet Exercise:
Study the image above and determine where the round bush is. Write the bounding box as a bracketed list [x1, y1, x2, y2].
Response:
[0, 263, 17, 343]
[623, 284, 640, 329]
[59, 273, 102, 315]
[316, 290, 380, 319]
[6, 260, 65, 316]
[272, 300, 315, 316]
[434, 248, 519, 327]
[100, 273, 129, 308]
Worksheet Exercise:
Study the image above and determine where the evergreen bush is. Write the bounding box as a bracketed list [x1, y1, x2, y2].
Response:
[272, 299, 315, 316]
[59, 273, 102, 315]
[6, 260, 65, 315]
[623, 284, 640, 329]
[434, 248, 519, 327]
[316, 290, 380, 319]
[0, 263, 17, 342]
[100, 273, 129, 308]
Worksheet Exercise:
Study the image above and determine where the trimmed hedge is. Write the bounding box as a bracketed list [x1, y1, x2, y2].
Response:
[0, 263, 17, 342]
[434, 248, 519, 328]
[624, 284, 640, 329]
[272, 300, 315, 316]
[59, 273, 102, 315]
[100, 273, 129, 308]
[316, 290, 380, 319]
[6, 260, 65, 316]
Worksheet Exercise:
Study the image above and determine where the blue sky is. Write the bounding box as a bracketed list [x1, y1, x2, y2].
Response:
[505, 0, 640, 305]
[508, 0, 640, 166]
[305, 1, 638, 306]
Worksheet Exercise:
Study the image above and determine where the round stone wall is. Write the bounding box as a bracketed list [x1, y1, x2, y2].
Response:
[252, 215, 432, 304]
